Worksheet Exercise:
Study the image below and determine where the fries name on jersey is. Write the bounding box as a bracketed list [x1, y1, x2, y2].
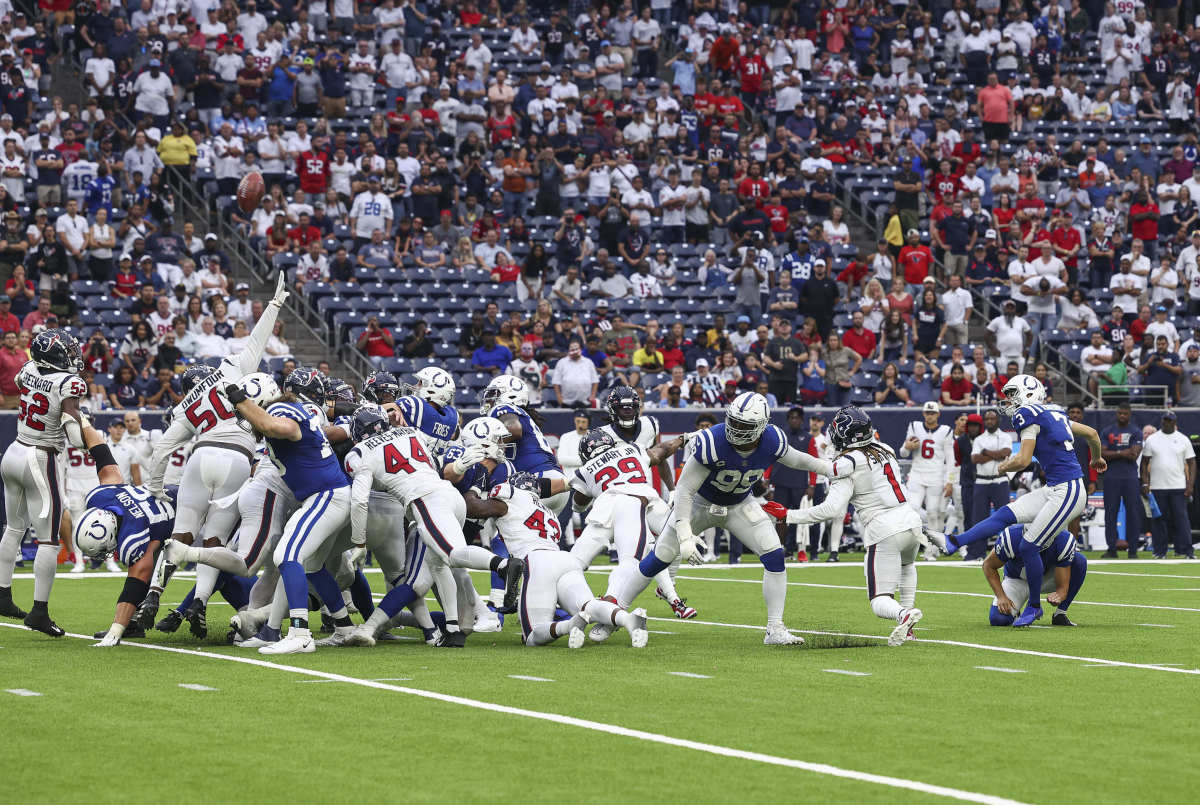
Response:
[571, 442, 658, 500]
[15, 363, 87, 449]
[263, 401, 348, 500]
[487, 482, 561, 559]
[829, 443, 922, 544]
[346, 426, 446, 506]
[690, 423, 786, 505]
[489, 403, 559, 474]
[83, 484, 177, 565]
[395, 395, 459, 457]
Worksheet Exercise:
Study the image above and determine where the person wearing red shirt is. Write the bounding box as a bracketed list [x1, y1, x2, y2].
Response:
[737, 48, 769, 109]
[977, 73, 1014, 142]
[928, 199, 953, 228]
[1128, 191, 1160, 256]
[951, 131, 982, 169]
[296, 148, 330, 197]
[1050, 213, 1082, 281]
[709, 33, 740, 77]
[55, 129, 84, 165]
[1129, 305, 1152, 340]
[112, 255, 139, 298]
[486, 105, 517, 146]
[356, 315, 396, 367]
[836, 259, 870, 295]
[713, 88, 744, 119]
[737, 163, 770, 207]
[0, 329, 24, 408]
[287, 214, 322, 250]
[928, 160, 960, 205]
[940, 364, 974, 406]
[1015, 183, 1047, 223]
[763, 195, 789, 235]
[0, 295, 19, 333]
[898, 229, 933, 288]
[841, 311, 877, 359]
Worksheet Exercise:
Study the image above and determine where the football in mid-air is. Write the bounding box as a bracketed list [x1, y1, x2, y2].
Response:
[237, 171, 265, 213]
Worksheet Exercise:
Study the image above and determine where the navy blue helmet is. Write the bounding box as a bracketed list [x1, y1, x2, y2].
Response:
[350, 405, 391, 442]
[362, 371, 401, 404]
[30, 329, 83, 373]
[829, 406, 874, 452]
[285, 366, 328, 406]
[605, 385, 641, 428]
[181, 364, 215, 395]
[578, 428, 616, 464]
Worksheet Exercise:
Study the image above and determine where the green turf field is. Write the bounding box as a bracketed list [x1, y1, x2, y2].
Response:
[1, 556, 1197, 804]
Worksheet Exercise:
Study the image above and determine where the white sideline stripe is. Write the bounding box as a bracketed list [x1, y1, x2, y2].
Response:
[5, 688, 41, 696]
[0, 623, 1026, 805]
[1138, 623, 1176, 628]
[1087, 571, 1200, 579]
[974, 667, 1026, 674]
[178, 683, 217, 691]
[1151, 588, 1200, 592]
[671, 574, 1200, 614]
[642, 616, 1200, 676]
[668, 672, 712, 679]
[508, 675, 554, 682]
[823, 669, 871, 677]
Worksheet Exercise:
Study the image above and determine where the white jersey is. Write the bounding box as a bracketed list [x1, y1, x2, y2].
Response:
[62, 160, 98, 201]
[15, 363, 87, 450]
[570, 442, 659, 501]
[900, 422, 955, 480]
[345, 426, 446, 507]
[488, 483, 562, 559]
[600, 414, 660, 450]
[118, 428, 161, 473]
[161, 437, 193, 487]
[63, 440, 135, 495]
[829, 444, 923, 545]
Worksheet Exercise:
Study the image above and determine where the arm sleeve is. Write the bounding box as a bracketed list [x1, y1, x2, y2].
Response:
[145, 416, 193, 492]
[670, 454, 707, 530]
[944, 431, 956, 475]
[787, 479, 853, 525]
[778, 444, 832, 476]
[899, 423, 913, 457]
[232, 292, 284, 377]
[349, 460, 373, 546]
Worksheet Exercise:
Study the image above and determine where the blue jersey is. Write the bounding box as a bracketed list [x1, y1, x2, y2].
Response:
[443, 444, 514, 497]
[489, 403, 559, 474]
[1009, 404, 1083, 486]
[996, 525, 1076, 579]
[264, 402, 349, 500]
[395, 396, 459, 453]
[690, 423, 787, 506]
[84, 484, 177, 566]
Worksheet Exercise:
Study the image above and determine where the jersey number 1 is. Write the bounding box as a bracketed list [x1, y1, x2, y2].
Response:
[883, 463, 906, 504]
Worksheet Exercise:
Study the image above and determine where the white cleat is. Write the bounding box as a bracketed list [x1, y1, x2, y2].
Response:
[568, 626, 585, 649]
[316, 625, 355, 647]
[889, 608, 923, 647]
[344, 625, 377, 647]
[162, 539, 189, 565]
[473, 609, 502, 633]
[628, 608, 648, 648]
[763, 623, 805, 645]
[234, 634, 278, 649]
[259, 628, 316, 654]
[105, 556, 122, 573]
[70, 557, 85, 574]
[922, 528, 948, 554]
[230, 609, 267, 640]
[588, 622, 614, 642]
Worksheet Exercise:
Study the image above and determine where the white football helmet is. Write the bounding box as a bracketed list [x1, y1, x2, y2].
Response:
[725, 392, 770, 446]
[460, 416, 511, 461]
[239, 372, 282, 408]
[74, 509, 119, 559]
[414, 366, 456, 407]
[999, 373, 1045, 417]
[479, 374, 528, 414]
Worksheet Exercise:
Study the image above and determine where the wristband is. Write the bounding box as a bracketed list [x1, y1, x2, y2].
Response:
[538, 478, 553, 498]
[89, 443, 117, 471]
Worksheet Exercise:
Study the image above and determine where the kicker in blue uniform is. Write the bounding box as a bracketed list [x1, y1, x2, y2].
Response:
[941, 375, 1104, 627]
[984, 525, 1087, 627]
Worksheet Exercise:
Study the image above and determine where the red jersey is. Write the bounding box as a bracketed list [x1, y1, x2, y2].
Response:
[288, 225, 322, 248]
[1051, 225, 1082, 266]
[952, 140, 982, 166]
[842, 327, 876, 359]
[297, 150, 330, 194]
[713, 94, 744, 118]
[929, 172, 960, 205]
[1015, 197, 1046, 219]
[113, 270, 139, 298]
[898, 244, 933, 284]
[486, 114, 516, 146]
[763, 203, 789, 233]
[738, 55, 768, 94]
[737, 177, 770, 206]
[929, 202, 953, 228]
[1130, 317, 1149, 340]
[1129, 202, 1160, 242]
[710, 36, 740, 72]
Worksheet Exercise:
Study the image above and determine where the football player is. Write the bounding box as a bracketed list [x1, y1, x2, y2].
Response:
[946, 375, 1105, 626]
[470, 472, 649, 648]
[899, 401, 955, 555]
[63, 409, 138, 573]
[613, 392, 832, 645]
[0, 329, 90, 636]
[985, 525, 1087, 627]
[395, 366, 460, 456]
[480, 374, 570, 515]
[765, 407, 938, 647]
[599, 387, 694, 617]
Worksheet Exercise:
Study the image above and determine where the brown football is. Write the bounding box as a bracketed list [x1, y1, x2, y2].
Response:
[237, 171, 265, 213]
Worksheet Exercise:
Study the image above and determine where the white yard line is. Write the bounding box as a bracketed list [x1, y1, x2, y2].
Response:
[823, 669, 871, 677]
[668, 672, 712, 679]
[177, 683, 218, 691]
[0, 623, 1026, 805]
[974, 667, 1027, 674]
[5, 688, 41, 696]
[507, 675, 554, 682]
[1137, 624, 1177, 628]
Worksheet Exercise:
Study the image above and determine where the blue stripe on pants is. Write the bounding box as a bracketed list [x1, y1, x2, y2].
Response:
[285, 490, 332, 563]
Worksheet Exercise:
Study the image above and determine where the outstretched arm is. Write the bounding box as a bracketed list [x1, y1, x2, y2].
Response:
[778, 444, 833, 476]
[781, 479, 852, 525]
[997, 438, 1036, 474]
[232, 273, 290, 377]
[93, 541, 160, 646]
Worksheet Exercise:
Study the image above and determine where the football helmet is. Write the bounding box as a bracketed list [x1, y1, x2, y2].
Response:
[350, 404, 391, 442]
[460, 416, 510, 461]
[605, 385, 641, 429]
[479, 374, 528, 414]
[829, 406, 874, 452]
[181, 364, 215, 395]
[238, 372, 282, 408]
[74, 508, 119, 559]
[578, 428, 616, 464]
[327, 378, 357, 406]
[999, 374, 1046, 417]
[30, 328, 83, 374]
[509, 471, 540, 495]
[725, 392, 770, 446]
[413, 366, 456, 407]
[362, 371, 401, 404]
[284, 366, 328, 406]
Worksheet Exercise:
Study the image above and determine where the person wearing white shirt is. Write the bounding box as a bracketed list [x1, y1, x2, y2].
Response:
[463, 34, 493, 75]
[55, 200, 89, 278]
[349, 179, 393, 241]
[347, 41, 377, 107]
[1145, 308, 1181, 352]
[236, 3, 269, 41]
[211, 123, 244, 195]
[1141, 413, 1196, 558]
[658, 172, 688, 243]
[986, 300, 1032, 371]
[1110, 256, 1146, 316]
[509, 21, 541, 57]
[84, 47, 116, 99]
[1021, 271, 1065, 354]
[1080, 330, 1115, 395]
[621, 176, 655, 228]
[940, 274, 973, 345]
[552, 343, 599, 407]
[1006, 246, 1034, 311]
[1176, 231, 1200, 314]
[1148, 260, 1180, 308]
[629, 263, 663, 299]
[609, 155, 639, 196]
[133, 61, 174, 122]
[192, 317, 231, 359]
[970, 409, 1013, 531]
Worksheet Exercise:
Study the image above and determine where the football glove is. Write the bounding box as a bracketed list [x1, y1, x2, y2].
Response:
[450, 443, 488, 475]
[92, 624, 123, 647]
[224, 383, 248, 405]
[270, 272, 289, 308]
[676, 522, 703, 566]
[761, 501, 788, 521]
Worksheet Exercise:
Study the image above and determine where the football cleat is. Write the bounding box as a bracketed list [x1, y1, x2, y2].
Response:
[656, 588, 697, 619]
[155, 609, 183, 633]
[24, 610, 65, 638]
[92, 622, 147, 640]
[437, 630, 467, 648]
[628, 608, 648, 648]
[889, 608, 923, 647]
[588, 622, 614, 642]
[229, 609, 265, 640]
[423, 627, 443, 646]
[134, 590, 160, 629]
[316, 626, 355, 647]
[763, 623, 805, 645]
[344, 625, 378, 647]
[825, 553, 840, 562]
[235, 625, 282, 648]
[496, 557, 524, 614]
[318, 612, 336, 634]
[184, 599, 208, 638]
[922, 528, 948, 554]
[943, 533, 962, 554]
[70, 554, 85, 574]
[473, 607, 502, 633]
[0, 589, 27, 619]
[259, 628, 316, 654]
[104, 555, 122, 573]
[568, 626, 586, 649]
[1012, 606, 1043, 628]
[795, 550, 809, 563]
[1052, 612, 1077, 627]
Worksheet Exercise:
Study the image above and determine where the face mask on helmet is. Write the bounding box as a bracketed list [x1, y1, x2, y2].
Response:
[286, 367, 327, 406]
[350, 404, 390, 442]
[415, 367, 455, 407]
[461, 416, 509, 460]
[725, 393, 769, 446]
[578, 429, 616, 463]
[363, 372, 401, 404]
[181, 364, 216, 395]
[509, 471, 540, 495]
[606, 387, 641, 429]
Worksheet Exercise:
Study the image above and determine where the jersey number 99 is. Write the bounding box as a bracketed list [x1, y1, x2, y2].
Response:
[710, 468, 763, 495]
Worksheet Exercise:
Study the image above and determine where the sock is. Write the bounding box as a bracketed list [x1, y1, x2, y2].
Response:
[306, 568, 347, 618]
[267, 585, 288, 630]
[279, 560, 309, 613]
[605, 559, 639, 601]
[955, 507, 1017, 547]
[219, 574, 252, 610]
[762, 569, 786, 624]
[0, 526, 23, 585]
[249, 564, 279, 609]
[360, 605, 392, 635]
[349, 570, 374, 617]
[526, 613, 587, 646]
[1057, 553, 1088, 611]
[871, 595, 904, 620]
[583, 598, 621, 626]
[193, 564, 220, 605]
[618, 558, 656, 607]
[638, 550, 670, 578]
[428, 561, 459, 628]
[32, 543, 57, 604]
[450, 544, 499, 571]
[655, 567, 680, 602]
[255, 624, 282, 642]
[377, 582, 419, 619]
[186, 545, 250, 575]
[489, 535, 509, 592]
[1017, 540, 1045, 611]
[898, 562, 917, 608]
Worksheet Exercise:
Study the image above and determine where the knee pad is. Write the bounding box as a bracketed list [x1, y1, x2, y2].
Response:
[759, 547, 786, 573]
[989, 605, 1015, 626]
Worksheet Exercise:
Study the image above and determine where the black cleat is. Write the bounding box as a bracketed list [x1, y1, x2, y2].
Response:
[497, 557, 525, 614]
[0, 589, 27, 619]
[133, 590, 160, 630]
[1100, 549, 1119, 559]
[825, 553, 840, 563]
[1051, 613, 1077, 627]
[184, 600, 207, 638]
[24, 610, 65, 637]
[155, 609, 183, 633]
[318, 612, 336, 634]
[437, 630, 467, 647]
